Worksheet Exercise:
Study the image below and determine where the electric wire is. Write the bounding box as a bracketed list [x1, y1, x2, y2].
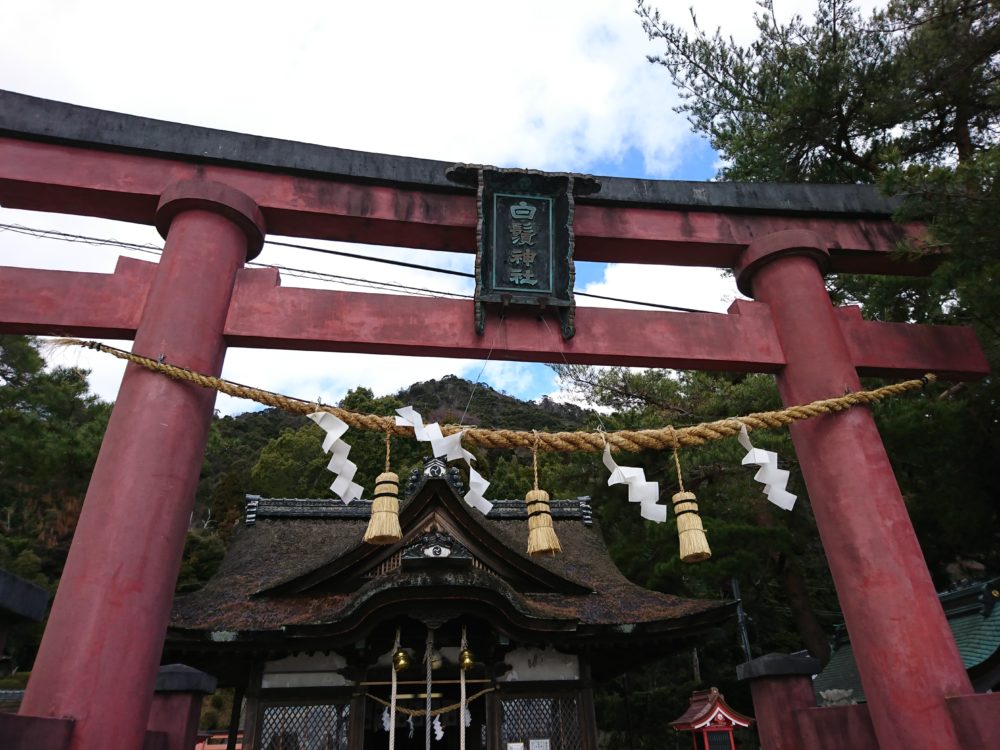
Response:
[0, 223, 470, 300]
[0, 222, 723, 313]
[265, 238, 475, 278]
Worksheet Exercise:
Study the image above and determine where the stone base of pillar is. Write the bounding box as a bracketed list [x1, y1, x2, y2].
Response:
[794, 704, 876, 750]
[946, 693, 1000, 747]
[738, 652, 887, 749]
[0, 713, 74, 750]
[737, 652, 820, 750]
[146, 664, 218, 750]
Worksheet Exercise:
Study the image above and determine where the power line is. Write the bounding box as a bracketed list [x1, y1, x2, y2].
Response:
[576, 290, 711, 313]
[0, 223, 471, 301]
[265, 238, 475, 278]
[0, 222, 723, 314]
[271, 236, 720, 313]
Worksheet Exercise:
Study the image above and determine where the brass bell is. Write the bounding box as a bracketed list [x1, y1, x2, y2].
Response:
[459, 648, 475, 671]
[393, 648, 411, 672]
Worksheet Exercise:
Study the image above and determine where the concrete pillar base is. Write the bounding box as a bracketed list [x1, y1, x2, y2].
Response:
[146, 664, 218, 750]
[737, 652, 819, 750]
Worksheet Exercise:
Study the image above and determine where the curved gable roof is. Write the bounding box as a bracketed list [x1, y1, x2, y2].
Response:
[169, 467, 732, 646]
[261, 469, 592, 597]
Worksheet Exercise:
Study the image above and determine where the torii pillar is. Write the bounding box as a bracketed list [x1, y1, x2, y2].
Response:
[735, 230, 973, 750]
[16, 181, 265, 750]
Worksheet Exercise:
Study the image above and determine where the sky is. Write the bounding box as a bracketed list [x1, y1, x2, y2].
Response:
[0, 0, 883, 416]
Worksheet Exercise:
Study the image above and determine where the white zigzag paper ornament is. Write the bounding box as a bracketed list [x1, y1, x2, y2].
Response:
[395, 406, 493, 515]
[602, 444, 668, 522]
[307, 412, 364, 504]
[738, 425, 797, 510]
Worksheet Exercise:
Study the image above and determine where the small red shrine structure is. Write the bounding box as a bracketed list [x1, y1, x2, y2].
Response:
[669, 688, 753, 750]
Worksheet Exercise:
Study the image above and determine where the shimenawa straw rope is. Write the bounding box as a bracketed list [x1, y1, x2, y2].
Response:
[53, 338, 936, 454]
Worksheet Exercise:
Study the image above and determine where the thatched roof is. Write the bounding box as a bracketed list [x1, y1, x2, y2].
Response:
[169, 463, 731, 652]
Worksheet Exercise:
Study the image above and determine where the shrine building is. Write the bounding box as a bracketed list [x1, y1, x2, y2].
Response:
[165, 460, 732, 750]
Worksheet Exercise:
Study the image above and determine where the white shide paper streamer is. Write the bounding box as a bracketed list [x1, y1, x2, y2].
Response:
[307, 412, 364, 504]
[395, 406, 493, 515]
[738, 425, 797, 511]
[602, 444, 668, 523]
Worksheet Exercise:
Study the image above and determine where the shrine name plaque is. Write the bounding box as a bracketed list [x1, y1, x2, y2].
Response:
[447, 165, 599, 339]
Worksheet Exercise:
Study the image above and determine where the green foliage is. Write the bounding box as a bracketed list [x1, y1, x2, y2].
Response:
[637, 0, 1000, 181]
[196, 407, 309, 534]
[198, 688, 236, 730]
[0, 336, 109, 669]
[0, 671, 30, 690]
[175, 531, 227, 593]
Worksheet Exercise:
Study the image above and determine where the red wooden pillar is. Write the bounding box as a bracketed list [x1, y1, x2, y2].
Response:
[735, 230, 972, 750]
[18, 180, 265, 750]
[147, 665, 218, 750]
[737, 653, 819, 750]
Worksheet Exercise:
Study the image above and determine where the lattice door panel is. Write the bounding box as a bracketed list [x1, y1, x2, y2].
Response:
[499, 696, 582, 750]
[259, 702, 351, 750]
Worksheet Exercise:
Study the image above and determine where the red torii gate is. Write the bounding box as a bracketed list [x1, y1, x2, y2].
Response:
[0, 91, 992, 750]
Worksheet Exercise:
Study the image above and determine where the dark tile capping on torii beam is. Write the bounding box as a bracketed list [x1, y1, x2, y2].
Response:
[0, 89, 899, 216]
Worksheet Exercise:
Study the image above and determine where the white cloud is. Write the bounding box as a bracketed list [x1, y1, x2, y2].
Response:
[0, 1, 704, 176]
[580, 263, 740, 314]
[2, 0, 876, 415]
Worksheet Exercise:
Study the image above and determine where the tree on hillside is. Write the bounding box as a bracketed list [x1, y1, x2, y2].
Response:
[0, 336, 108, 564]
[637, 0, 1000, 182]
[555, 367, 838, 661]
[0, 336, 110, 667]
[638, 0, 1000, 330]
[625, 0, 1000, 653]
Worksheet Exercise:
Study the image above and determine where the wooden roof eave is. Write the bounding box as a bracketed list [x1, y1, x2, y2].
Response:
[257, 475, 593, 597]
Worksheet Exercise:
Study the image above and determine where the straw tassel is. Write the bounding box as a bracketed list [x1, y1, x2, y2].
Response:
[526, 434, 561, 556]
[364, 433, 403, 544]
[670, 428, 711, 563]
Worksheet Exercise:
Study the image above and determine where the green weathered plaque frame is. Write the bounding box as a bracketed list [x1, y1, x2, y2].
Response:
[447, 165, 599, 339]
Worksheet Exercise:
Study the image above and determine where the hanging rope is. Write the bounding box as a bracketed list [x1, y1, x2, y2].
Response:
[53, 338, 936, 453]
[364, 431, 402, 544]
[367, 688, 495, 717]
[667, 426, 711, 562]
[390, 628, 400, 750]
[532, 432, 540, 491]
[460, 626, 468, 750]
[526, 431, 561, 555]
[424, 630, 433, 750]
[668, 426, 685, 494]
